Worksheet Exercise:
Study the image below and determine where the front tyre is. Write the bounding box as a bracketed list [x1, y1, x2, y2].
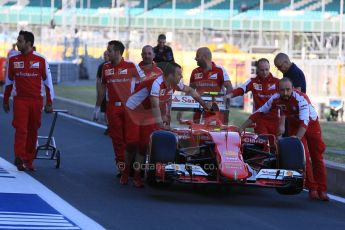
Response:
[146, 130, 178, 186]
[276, 137, 305, 195]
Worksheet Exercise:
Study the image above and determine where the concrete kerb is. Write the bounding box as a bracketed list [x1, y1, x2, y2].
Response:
[54, 96, 95, 121]
[2, 95, 345, 197]
[325, 160, 345, 196]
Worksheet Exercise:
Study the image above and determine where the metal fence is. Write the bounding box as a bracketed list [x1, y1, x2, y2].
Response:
[49, 61, 79, 83]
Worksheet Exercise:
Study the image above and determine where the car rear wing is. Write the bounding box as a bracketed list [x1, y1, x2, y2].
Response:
[171, 93, 228, 112]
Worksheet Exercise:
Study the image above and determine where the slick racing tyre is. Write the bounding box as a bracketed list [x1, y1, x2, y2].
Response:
[276, 137, 305, 195]
[146, 130, 178, 186]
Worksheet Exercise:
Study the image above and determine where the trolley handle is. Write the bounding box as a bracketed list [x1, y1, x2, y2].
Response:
[42, 109, 68, 147]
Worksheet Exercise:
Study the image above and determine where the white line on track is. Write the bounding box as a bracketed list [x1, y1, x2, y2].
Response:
[328, 193, 345, 203]
[59, 112, 107, 129]
[302, 189, 345, 203]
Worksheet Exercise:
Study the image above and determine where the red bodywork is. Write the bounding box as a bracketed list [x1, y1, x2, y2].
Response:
[169, 112, 265, 184]
[149, 96, 304, 194]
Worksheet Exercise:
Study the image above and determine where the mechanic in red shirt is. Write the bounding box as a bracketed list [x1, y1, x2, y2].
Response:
[189, 47, 233, 124]
[122, 45, 163, 187]
[138, 45, 163, 80]
[125, 62, 210, 185]
[225, 58, 280, 135]
[239, 78, 328, 201]
[94, 40, 145, 178]
[3, 30, 54, 171]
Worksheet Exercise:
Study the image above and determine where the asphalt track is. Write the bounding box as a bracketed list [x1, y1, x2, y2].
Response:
[1, 109, 345, 230]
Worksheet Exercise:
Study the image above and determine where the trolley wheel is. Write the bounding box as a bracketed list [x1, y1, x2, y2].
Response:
[55, 150, 61, 169]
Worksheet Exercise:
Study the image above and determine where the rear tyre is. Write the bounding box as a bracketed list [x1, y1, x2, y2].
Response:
[276, 137, 305, 195]
[146, 130, 178, 186]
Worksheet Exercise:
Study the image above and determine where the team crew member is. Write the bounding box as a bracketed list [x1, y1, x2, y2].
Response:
[122, 45, 163, 187]
[95, 50, 109, 135]
[126, 63, 210, 185]
[94, 40, 145, 176]
[274, 53, 306, 93]
[139, 45, 163, 81]
[189, 47, 233, 123]
[153, 34, 174, 63]
[7, 43, 20, 58]
[240, 78, 328, 201]
[3, 30, 54, 171]
[225, 58, 280, 134]
[127, 62, 209, 128]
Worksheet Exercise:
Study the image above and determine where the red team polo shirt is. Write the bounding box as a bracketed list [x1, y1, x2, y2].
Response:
[232, 73, 280, 121]
[126, 75, 185, 120]
[135, 62, 163, 109]
[4, 50, 54, 104]
[250, 90, 318, 130]
[138, 61, 163, 80]
[102, 58, 144, 104]
[189, 62, 230, 93]
[232, 73, 279, 111]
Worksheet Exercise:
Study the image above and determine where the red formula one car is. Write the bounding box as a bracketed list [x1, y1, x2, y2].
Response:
[146, 93, 305, 195]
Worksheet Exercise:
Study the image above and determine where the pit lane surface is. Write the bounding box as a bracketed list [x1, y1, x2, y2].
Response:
[1, 109, 345, 230]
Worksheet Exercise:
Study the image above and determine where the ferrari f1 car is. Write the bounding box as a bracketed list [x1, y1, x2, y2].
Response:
[146, 93, 305, 195]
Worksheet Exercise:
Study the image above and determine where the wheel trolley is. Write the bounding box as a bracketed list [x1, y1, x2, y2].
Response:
[35, 109, 68, 168]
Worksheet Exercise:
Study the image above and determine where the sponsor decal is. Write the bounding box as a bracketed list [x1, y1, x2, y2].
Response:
[260, 169, 279, 175]
[194, 73, 203, 79]
[105, 68, 114, 76]
[277, 104, 287, 110]
[209, 73, 217, 80]
[181, 96, 196, 103]
[242, 137, 266, 144]
[30, 62, 40, 68]
[107, 78, 130, 83]
[160, 89, 166, 96]
[253, 83, 262, 90]
[172, 96, 180, 102]
[196, 82, 218, 87]
[224, 150, 237, 156]
[16, 72, 38, 77]
[119, 69, 128, 74]
[13, 61, 24, 69]
[268, 84, 276, 90]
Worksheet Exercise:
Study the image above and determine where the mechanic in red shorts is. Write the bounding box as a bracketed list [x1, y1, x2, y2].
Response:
[94, 40, 145, 178]
[189, 47, 233, 124]
[3, 30, 54, 171]
[225, 58, 280, 135]
[122, 45, 163, 187]
[239, 78, 329, 201]
[125, 62, 210, 185]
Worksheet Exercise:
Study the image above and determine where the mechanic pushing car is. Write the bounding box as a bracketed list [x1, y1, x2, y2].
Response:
[225, 58, 280, 135]
[94, 40, 145, 177]
[238, 77, 329, 201]
[188, 47, 233, 124]
[3, 30, 54, 171]
[120, 45, 163, 187]
[125, 62, 210, 186]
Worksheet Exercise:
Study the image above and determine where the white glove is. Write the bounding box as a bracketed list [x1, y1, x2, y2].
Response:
[93, 106, 100, 121]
